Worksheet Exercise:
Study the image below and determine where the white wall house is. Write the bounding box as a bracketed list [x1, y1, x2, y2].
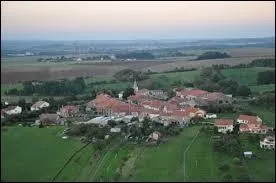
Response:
[4, 106, 22, 115]
[260, 136, 275, 150]
[31, 101, 50, 111]
[237, 115, 262, 124]
[205, 113, 217, 119]
[110, 127, 121, 133]
[215, 119, 234, 133]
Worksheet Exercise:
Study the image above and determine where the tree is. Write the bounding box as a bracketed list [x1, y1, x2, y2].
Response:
[108, 120, 117, 128]
[236, 85, 251, 96]
[222, 174, 233, 182]
[18, 98, 26, 110]
[219, 164, 230, 172]
[123, 87, 134, 99]
[232, 157, 241, 166]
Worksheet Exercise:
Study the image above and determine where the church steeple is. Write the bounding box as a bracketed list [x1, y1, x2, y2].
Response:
[133, 80, 138, 92]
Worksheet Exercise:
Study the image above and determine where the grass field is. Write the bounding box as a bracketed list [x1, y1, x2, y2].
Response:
[249, 105, 275, 127]
[1, 126, 82, 182]
[249, 84, 275, 93]
[221, 67, 275, 86]
[126, 125, 200, 181]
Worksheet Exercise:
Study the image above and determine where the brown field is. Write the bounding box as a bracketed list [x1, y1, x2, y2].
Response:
[1, 47, 275, 84]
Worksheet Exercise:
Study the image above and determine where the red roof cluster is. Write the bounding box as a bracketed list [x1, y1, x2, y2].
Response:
[215, 119, 233, 126]
[181, 89, 209, 97]
[141, 100, 163, 108]
[238, 115, 260, 124]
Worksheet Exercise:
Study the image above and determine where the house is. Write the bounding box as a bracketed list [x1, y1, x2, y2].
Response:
[77, 116, 112, 126]
[201, 92, 232, 104]
[128, 93, 149, 105]
[149, 90, 168, 100]
[260, 136, 275, 150]
[118, 91, 124, 100]
[39, 113, 64, 125]
[91, 93, 123, 116]
[244, 151, 252, 158]
[110, 127, 121, 133]
[2, 106, 22, 115]
[177, 88, 209, 99]
[214, 119, 234, 133]
[237, 115, 268, 134]
[59, 105, 79, 118]
[31, 100, 50, 111]
[205, 113, 217, 119]
[141, 100, 163, 111]
[147, 131, 161, 141]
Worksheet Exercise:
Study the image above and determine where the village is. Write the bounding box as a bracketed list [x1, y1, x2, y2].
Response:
[1, 80, 275, 151]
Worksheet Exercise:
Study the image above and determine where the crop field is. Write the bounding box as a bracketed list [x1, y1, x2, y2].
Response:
[2, 47, 274, 84]
[1, 126, 82, 182]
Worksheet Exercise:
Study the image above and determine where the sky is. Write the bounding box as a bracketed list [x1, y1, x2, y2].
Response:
[1, 1, 275, 40]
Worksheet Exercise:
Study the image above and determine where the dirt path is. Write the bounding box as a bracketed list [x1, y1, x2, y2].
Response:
[183, 130, 200, 182]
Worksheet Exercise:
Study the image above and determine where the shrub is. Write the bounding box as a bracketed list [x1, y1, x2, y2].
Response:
[232, 157, 241, 166]
[219, 164, 230, 172]
[222, 174, 233, 182]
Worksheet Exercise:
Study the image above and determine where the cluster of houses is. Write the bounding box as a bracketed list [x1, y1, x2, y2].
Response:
[1, 100, 80, 126]
[1, 80, 274, 150]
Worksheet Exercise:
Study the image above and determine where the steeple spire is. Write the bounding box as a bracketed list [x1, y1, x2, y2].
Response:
[133, 80, 138, 92]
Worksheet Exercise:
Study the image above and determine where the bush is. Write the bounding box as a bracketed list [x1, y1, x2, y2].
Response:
[219, 164, 230, 172]
[232, 157, 241, 166]
[222, 174, 233, 182]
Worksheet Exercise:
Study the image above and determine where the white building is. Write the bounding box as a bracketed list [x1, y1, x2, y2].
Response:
[205, 113, 217, 119]
[260, 136, 275, 150]
[2, 106, 22, 115]
[110, 127, 121, 133]
[214, 119, 234, 133]
[31, 100, 50, 111]
[148, 131, 161, 141]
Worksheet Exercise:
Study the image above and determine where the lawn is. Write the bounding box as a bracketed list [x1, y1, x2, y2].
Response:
[221, 67, 275, 86]
[1, 83, 23, 95]
[127, 125, 200, 181]
[239, 134, 275, 182]
[249, 84, 275, 93]
[249, 105, 275, 127]
[1, 126, 82, 182]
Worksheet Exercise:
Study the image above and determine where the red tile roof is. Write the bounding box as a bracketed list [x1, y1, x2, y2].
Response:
[215, 119, 233, 126]
[181, 89, 209, 97]
[141, 100, 163, 108]
[238, 115, 260, 124]
[240, 124, 250, 131]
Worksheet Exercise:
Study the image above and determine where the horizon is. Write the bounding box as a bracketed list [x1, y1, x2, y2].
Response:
[2, 36, 275, 42]
[1, 1, 275, 40]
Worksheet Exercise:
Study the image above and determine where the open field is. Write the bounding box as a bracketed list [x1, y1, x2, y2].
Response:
[221, 67, 275, 86]
[150, 56, 274, 73]
[1, 126, 82, 182]
[126, 126, 200, 181]
[1, 47, 274, 84]
[249, 84, 275, 93]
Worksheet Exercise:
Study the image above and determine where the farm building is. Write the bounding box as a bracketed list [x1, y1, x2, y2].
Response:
[59, 105, 79, 118]
[147, 131, 162, 142]
[214, 119, 234, 133]
[110, 127, 121, 133]
[2, 106, 22, 115]
[244, 151, 253, 158]
[39, 113, 65, 125]
[260, 136, 275, 150]
[205, 113, 217, 119]
[31, 100, 50, 111]
[238, 115, 268, 134]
